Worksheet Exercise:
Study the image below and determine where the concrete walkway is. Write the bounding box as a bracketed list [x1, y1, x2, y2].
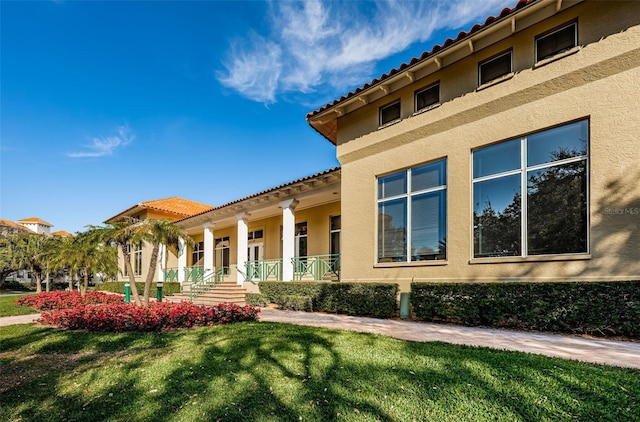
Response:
[259, 309, 640, 369]
[2, 310, 639, 369]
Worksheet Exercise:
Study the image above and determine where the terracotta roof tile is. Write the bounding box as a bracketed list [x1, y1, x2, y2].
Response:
[51, 230, 74, 238]
[104, 197, 214, 223]
[16, 217, 54, 227]
[306, 0, 536, 121]
[0, 219, 29, 231]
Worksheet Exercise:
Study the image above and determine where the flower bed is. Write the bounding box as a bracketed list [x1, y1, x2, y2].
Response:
[38, 302, 260, 332]
[15, 291, 124, 310]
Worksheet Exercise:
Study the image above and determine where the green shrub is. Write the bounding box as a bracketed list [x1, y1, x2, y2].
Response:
[95, 282, 181, 296]
[245, 293, 267, 307]
[259, 282, 399, 318]
[411, 280, 640, 338]
[276, 295, 313, 312]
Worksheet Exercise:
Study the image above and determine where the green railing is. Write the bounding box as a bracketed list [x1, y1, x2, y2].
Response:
[245, 259, 283, 283]
[184, 266, 206, 283]
[163, 267, 179, 283]
[189, 267, 228, 301]
[293, 254, 341, 281]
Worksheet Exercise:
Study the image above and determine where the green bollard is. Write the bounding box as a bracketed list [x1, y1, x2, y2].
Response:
[124, 282, 130, 303]
[156, 282, 163, 302]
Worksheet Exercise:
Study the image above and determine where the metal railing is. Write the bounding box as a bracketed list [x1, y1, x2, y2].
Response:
[245, 258, 283, 283]
[188, 267, 228, 301]
[163, 267, 180, 283]
[293, 254, 340, 281]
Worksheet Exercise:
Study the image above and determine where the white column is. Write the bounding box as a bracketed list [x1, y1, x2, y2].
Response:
[236, 212, 249, 285]
[157, 244, 166, 282]
[178, 238, 187, 283]
[203, 222, 214, 279]
[280, 199, 298, 281]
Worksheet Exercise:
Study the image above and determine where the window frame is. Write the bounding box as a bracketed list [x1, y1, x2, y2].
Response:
[214, 236, 230, 275]
[379, 100, 401, 127]
[134, 242, 143, 276]
[376, 159, 447, 264]
[535, 20, 577, 63]
[471, 119, 590, 260]
[415, 82, 440, 112]
[478, 50, 513, 86]
[329, 215, 341, 256]
[191, 241, 205, 266]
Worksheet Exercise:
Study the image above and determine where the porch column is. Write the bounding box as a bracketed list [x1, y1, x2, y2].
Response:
[280, 199, 298, 281]
[178, 237, 187, 283]
[157, 244, 166, 282]
[236, 212, 249, 285]
[203, 222, 214, 279]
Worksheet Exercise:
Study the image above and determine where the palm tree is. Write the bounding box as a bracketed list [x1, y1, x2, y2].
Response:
[142, 219, 192, 305]
[89, 218, 148, 305]
[11, 234, 52, 294]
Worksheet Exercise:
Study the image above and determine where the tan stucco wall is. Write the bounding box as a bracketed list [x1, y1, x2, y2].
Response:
[335, 2, 640, 290]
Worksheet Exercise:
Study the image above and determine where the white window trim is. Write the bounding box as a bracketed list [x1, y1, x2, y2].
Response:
[379, 100, 401, 127]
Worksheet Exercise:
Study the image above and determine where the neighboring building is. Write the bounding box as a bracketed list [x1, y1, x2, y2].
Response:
[0, 219, 29, 236]
[15, 217, 53, 236]
[51, 231, 74, 238]
[173, 168, 341, 293]
[307, 0, 640, 290]
[104, 197, 214, 283]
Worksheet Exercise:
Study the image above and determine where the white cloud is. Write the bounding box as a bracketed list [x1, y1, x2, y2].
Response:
[217, 0, 509, 104]
[67, 125, 134, 158]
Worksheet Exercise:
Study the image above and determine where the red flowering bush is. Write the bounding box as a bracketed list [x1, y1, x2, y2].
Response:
[16, 291, 124, 310]
[38, 302, 260, 332]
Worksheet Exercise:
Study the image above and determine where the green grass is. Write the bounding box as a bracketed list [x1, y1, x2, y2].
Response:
[1, 322, 638, 422]
[0, 294, 38, 317]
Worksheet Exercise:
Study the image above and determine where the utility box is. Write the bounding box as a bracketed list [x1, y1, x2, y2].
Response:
[400, 292, 410, 319]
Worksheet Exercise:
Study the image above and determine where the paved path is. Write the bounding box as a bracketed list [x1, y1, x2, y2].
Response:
[259, 309, 640, 369]
[2, 310, 639, 369]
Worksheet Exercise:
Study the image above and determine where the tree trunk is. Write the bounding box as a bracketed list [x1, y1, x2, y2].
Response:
[68, 269, 74, 291]
[81, 268, 89, 296]
[34, 271, 42, 294]
[45, 273, 50, 292]
[143, 243, 160, 306]
[121, 245, 141, 306]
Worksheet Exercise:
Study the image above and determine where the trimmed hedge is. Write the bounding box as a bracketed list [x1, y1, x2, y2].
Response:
[411, 281, 640, 338]
[259, 282, 399, 318]
[276, 295, 313, 312]
[95, 282, 181, 296]
[245, 293, 267, 307]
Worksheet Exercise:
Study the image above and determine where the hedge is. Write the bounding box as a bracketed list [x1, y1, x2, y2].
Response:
[95, 282, 181, 296]
[245, 293, 268, 307]
[259, 282, 399, 318]
[411, 281, 640, 338]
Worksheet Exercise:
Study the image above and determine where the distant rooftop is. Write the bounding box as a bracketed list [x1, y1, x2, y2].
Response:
[104, 196, 214, 223]
[16, 217, 54, 227]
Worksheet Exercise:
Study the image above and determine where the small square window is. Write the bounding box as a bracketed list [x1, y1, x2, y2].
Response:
[536, 22, 577, 62]
[415, 83, 440, 111]
[479, 51, 512, 86]
[380, 101, 401, 126]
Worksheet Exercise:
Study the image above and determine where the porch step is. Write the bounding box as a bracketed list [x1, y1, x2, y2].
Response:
[165, 281, 247, 306]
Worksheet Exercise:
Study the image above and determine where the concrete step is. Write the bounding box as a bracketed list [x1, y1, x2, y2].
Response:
[165, 282, 248, 307]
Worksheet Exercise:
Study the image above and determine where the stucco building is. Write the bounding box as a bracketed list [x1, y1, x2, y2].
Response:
[307, 0, 640, 291]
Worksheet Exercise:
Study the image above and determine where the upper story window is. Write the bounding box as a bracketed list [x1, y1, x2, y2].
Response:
[472, 120, 588, 258]
[415, 83, 440, 112]
[248, 229, 263, 241]
[377, 159, 447, 263]
[380, 100, 401, 126]
[536, 21, 577, 62]
[192, 241, 204, 266]
[478, 50, 512, 86]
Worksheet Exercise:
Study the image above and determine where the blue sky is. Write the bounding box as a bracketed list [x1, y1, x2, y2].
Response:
[1, 0, 510, 234]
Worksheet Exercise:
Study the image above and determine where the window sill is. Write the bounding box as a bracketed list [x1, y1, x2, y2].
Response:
[375, 260, 448, 268]
[534, 46, 580, 69]
[469, 254, 591, 264]
[413, 102, 441, 116]
[378, 118, 402, 130]
[476, 72, 514, 91]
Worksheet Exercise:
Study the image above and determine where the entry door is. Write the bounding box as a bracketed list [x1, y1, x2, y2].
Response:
[247, 243, 264, 262]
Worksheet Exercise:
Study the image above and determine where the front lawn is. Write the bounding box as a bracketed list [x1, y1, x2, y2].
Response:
[1, 322, 638, 421]
[0, 294, 37, 317]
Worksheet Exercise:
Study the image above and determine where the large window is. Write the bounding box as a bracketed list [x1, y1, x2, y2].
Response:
[295, 222, 307, 258]
[192, 241, 204, 266]
[330, 215, 341, 256]
[479, 51, 512, 85]
[377, 159, 447, 263]
[472, 120, 588, 258]
[536, 21, 577, 62]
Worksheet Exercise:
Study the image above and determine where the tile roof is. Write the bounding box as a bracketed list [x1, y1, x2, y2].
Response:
[0, 219, 29, 231]
[51, 230, 74, 238]
[178, 167, 341, 223]
[104, 197, 214, 223]
[306, 0, 536, 121]
[16, 217, 54, 227]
